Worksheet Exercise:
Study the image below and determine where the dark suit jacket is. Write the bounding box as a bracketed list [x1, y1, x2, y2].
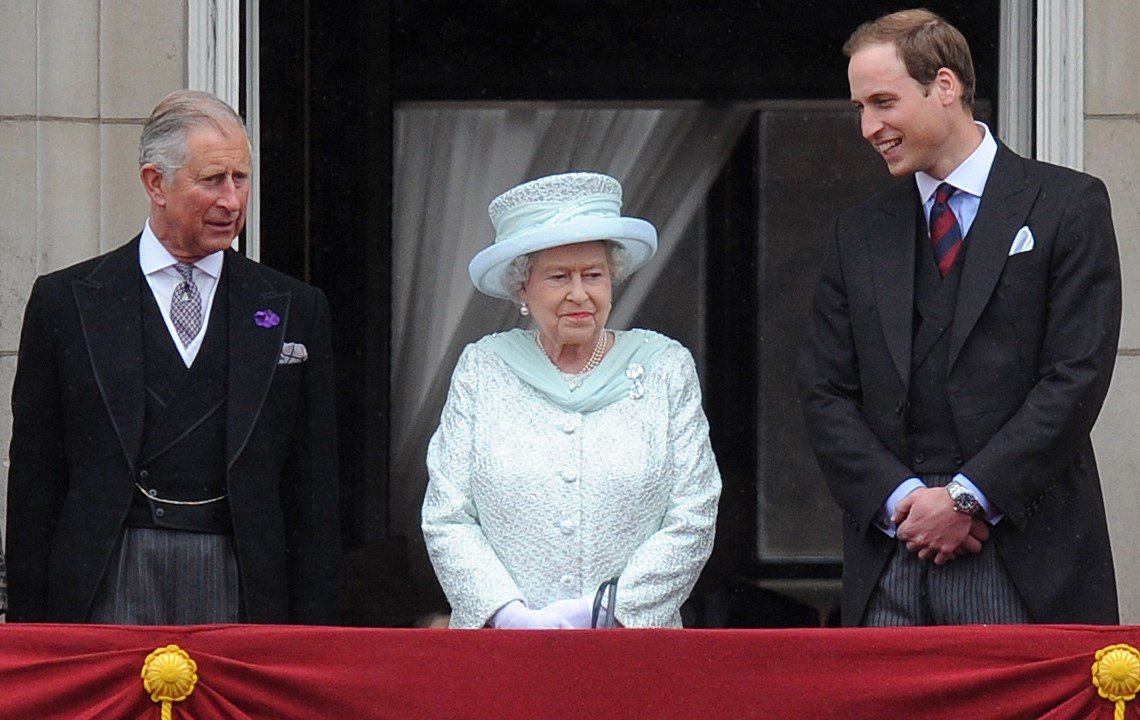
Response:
[797, 144, 1121, 625]
[6, 237, 342, 623]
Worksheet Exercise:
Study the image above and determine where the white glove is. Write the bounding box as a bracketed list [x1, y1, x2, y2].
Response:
[491, 600, 573, 629]
[540, 595, 594, 629]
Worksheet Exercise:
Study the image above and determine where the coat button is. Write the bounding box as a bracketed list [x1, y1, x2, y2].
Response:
[559, 519, 577, 535]
[894, 401, 905, 414]
[155, 508, 165, 518]
[913, 452, 925, 464]
[139, 469, 149, 480]
[560, 469, 577, 483]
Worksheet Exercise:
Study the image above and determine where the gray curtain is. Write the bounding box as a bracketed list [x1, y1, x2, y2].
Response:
[389, 103, 751, 540]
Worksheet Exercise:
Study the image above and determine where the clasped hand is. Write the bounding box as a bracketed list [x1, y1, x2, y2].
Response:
[492, 596, 593, 629]
[893, 487, 990, 565]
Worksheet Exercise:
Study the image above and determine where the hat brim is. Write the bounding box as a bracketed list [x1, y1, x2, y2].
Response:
[468, 216, 658, 299]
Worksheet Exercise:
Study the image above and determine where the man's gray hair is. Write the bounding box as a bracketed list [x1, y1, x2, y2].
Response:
[502, 240, 633, 303]
[139, 89, 248, 177]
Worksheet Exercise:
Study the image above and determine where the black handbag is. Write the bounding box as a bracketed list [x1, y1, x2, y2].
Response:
[591, 577, 618, 628]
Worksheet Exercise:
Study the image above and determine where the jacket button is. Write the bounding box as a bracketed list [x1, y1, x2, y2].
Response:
[139, 469, 149, 480]
[154, 508, 165, 518]
[913, 452, 925, 464]
[894, 401, 904, 414]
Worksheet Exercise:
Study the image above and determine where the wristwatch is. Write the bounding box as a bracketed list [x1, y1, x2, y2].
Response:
[946, 480, 982, 517]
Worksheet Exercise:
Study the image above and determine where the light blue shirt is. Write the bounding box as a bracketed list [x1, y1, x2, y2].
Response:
[877, 122, 1002, 536]
[915, 121, 997, 238]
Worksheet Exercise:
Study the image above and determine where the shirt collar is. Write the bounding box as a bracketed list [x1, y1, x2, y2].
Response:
[138, 219, 225, 279]
[915, 122, 998, 204]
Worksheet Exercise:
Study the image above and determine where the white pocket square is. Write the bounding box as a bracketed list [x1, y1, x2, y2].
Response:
[278, 342, 308, 364]
[1009, 226, 1035, 255]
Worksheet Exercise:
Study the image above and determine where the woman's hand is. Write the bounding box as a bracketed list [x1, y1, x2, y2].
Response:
[540, 596, 594, 629]
[491, 600, 573, 629]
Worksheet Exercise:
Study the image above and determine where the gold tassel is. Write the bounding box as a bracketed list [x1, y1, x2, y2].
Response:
[142, 644, 198, 719]
[1092, 644, 1140, 720]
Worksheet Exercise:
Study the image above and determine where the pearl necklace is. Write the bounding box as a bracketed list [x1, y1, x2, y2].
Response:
[536, 329, 609, 376]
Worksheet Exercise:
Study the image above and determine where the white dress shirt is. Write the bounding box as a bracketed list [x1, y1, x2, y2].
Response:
[138, 220, 224, 367]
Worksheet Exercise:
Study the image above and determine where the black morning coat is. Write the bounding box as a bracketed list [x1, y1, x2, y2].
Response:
[797, 143, 1122, 626]
[6, 237, 342, 624]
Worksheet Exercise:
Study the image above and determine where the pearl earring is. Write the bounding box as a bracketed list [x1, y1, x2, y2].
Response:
[519, 303, 529, 316]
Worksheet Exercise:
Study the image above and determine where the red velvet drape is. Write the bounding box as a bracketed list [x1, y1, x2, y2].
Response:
[1, 624, 1137, 719]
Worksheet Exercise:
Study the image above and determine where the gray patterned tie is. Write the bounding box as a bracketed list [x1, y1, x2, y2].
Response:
[170, 262, 203, 347]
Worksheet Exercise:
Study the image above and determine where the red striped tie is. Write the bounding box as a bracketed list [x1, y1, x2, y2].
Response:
[929, 183, 963, 278]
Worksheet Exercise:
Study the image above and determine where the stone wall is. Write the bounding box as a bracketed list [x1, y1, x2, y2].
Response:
[1085, 0, 1140, 622]
[0, 0, 184, 533]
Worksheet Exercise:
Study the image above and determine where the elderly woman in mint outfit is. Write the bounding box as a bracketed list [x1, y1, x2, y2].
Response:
[422, 172, 721, 629]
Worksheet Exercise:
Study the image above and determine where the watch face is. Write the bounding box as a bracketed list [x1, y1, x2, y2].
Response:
[948, 483, 979, 515]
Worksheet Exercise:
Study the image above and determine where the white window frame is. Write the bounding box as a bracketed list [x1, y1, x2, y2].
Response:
[1035, 0, 1084, 169]
[998, 0, 1034, 157]
[1000, 0, 1082, 169]
[188, 0, 261, 260]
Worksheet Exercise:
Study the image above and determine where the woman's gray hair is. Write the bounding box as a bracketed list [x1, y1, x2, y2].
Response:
[139, 90, 248, 178]
[503, 240, 633, 303]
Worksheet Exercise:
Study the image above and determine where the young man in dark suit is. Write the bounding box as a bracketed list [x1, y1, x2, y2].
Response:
[6, 90, 342, 624]
[797, 9, 1121, 626]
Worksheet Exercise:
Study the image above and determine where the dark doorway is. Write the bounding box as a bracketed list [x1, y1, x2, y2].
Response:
[258, 0, 1002, 627]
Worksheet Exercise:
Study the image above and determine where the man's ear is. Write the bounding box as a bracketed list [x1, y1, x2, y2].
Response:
[140, 164, 167, 206]
[933, 67, 961, 107]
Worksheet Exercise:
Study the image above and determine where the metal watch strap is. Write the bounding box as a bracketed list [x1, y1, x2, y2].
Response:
[947, 480, 981, 517]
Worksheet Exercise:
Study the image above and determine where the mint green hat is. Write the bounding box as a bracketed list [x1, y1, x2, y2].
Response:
[468, 172, 658, 299]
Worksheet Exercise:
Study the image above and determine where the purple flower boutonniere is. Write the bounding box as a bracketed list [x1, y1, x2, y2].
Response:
[254, 309, 280, 328]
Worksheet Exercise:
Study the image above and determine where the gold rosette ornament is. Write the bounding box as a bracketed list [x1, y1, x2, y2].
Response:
[1092, 643, 1140, 720]
[141, 644, 198, 720]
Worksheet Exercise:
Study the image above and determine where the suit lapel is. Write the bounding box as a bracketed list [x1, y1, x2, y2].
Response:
[224, 251, 291, 469]
[948, 144, 1040, 369]
[869, 182, 919, 385]
[72, 238, 146, 468]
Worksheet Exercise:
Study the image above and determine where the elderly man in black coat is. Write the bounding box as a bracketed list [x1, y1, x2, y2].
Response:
[6, 90, 341, 624]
